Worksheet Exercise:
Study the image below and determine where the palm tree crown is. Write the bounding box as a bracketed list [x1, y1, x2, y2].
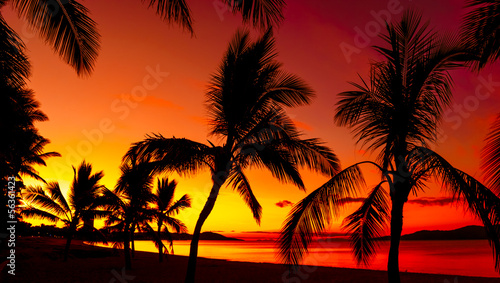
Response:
[22, 161, 108, 261]
[278, 11, 500, 283]
[126, 28, 340, 283]
[152, 178, 191, 262]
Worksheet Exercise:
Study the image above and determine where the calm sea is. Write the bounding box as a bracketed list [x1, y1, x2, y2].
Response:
[100, 239, 500, 278]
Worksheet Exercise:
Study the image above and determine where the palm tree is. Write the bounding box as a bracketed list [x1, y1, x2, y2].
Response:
[0, 13, 60, 249]
[278, 11, 500, 283]
[1, 0, 285, 76]
[21, 161, 108, 261]
[461, 0, 500, 196]
[151, 178, 191, 262]
[126, 28, 340, 283]
[104, 158, 158, 270]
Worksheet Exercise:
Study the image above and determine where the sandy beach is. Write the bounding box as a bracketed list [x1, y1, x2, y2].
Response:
[0, 237, 498, 283]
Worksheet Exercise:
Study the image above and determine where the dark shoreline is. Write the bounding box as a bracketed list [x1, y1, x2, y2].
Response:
[1, 237, 499, 283]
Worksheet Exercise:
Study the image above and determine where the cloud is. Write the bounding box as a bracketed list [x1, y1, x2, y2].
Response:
[407, 197, 454, 206]
[292, 119, 313, 131]
[276, 200, 294, 208]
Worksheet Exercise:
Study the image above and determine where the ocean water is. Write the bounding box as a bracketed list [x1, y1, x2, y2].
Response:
[100, 239, 500, 278]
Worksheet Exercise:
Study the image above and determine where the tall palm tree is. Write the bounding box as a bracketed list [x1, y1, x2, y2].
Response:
[151, 178, 191, 262]
[0, 13, 59, 250]
[1, 0, 285, 76]
[126, 28, 340, 283]
[21, 161, 108, 261]
[461, 0, 500, 195]
[278, 11, 500, 283]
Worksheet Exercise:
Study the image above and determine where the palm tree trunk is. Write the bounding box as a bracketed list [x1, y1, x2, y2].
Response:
[131, 228, 135, 258]
[63, 232, 74, 262]
[63, 220, 78, 261]
[388, 198, 405, 283]
[185, 181, 223, 283]
[124, 223, 132, 270]
[158, 219, 163, 263]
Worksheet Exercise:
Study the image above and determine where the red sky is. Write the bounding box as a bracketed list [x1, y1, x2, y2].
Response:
[5, 0, 500, 235]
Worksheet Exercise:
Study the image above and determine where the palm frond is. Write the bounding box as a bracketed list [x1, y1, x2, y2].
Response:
[277, 164, 365, 266]
[21, 207, 60, 223]
[125, 134, 211, 176]
[227, 166, 262, 224]
[481, 114, 500, 194]
[0, 15, 30, 87]
[22, 184, 71, 221]
[414, 147, 500, 271]
[143, 0, 193, 34]
[341, 182, 390, 266]
[166, 194, 191, 215]
[163, 216, 188, 233]
[461, 0, 500, 69]
[221, 0, 285, 29]
[12, 0, 100, 76]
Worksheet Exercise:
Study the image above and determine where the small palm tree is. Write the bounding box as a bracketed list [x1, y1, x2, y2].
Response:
[278, 11, 500, 283]
[21, 161, 108, 261]
[151, 178, 191, 262]
[126, 28, 340, 283]
[104, 159, 157, 270]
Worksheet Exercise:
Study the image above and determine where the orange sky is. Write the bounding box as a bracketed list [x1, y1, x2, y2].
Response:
[5, 0, 500, 235]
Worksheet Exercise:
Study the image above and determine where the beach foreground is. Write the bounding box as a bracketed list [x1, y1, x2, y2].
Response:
[1, 237, 499, 283]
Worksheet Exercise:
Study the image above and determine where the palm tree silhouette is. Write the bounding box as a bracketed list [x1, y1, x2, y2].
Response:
[21, 161, 109, 261]
[151, 178, 191, 262]
[461, 0, 500, 197]
[104, 158, 158, 270]
[0, 12, 59, 250]
[1, 0, 285, 76]
[126, 28, 340, 283]
[278, 11, 500, 283]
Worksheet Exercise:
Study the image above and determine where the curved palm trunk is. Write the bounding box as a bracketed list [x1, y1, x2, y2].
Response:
[388, 198, 404, 283]
[185, 181, 223, 283]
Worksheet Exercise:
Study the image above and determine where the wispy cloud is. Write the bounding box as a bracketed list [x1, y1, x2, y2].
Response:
[292, 119, 313, 131]
[407, 197, 454, 207]
[276, 200, 294, 208]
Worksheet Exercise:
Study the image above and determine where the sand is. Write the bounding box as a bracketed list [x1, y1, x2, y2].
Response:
[1, 237, 499, 283]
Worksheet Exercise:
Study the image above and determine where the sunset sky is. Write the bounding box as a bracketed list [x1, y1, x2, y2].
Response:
[5, 0, 500, 236]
